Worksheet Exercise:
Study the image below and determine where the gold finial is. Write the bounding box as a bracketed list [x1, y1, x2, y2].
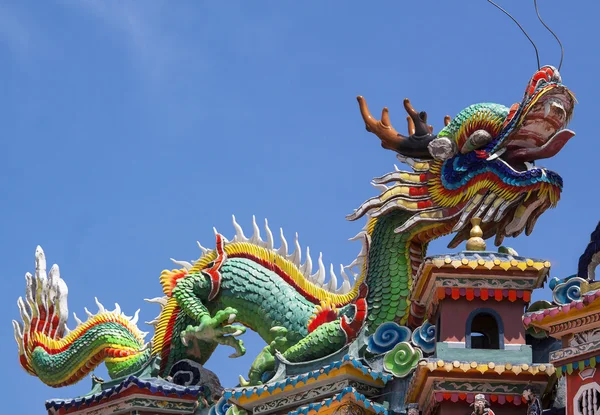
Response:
[466, 217, 486, 251]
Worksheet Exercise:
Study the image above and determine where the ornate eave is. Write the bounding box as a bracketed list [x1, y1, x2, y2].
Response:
[286, 387, 388, 415]
[410, 252, 550, 320]
[224, 356, 388, 415]
[404, 359, 555, 415]
[523, 289, 600, 337]
[45, 376, 204, 415]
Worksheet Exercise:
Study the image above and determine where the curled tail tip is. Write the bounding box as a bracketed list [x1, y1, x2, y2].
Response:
[16, 247, 150, 387]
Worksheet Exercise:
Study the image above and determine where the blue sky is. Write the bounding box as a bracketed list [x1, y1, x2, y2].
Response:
[2, 1, 599, 412]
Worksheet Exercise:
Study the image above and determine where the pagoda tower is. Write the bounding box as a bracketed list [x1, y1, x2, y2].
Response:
[524, 222, 600, 415]
[404, 218, 557, 415]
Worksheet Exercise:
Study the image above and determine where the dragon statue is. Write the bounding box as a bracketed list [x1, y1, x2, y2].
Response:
[13, 64, 575, 391]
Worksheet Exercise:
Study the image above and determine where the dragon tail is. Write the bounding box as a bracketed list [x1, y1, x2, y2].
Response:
[12, 246, 150, 387]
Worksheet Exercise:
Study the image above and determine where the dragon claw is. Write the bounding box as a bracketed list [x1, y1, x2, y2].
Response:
[239, 375, 250, 387]
[181, 308, 246, 357]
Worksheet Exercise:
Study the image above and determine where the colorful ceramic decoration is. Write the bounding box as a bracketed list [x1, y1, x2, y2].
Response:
[367, 322, 412, 355]
[411, 322, 436, 354]
[13, 64, 576, 395]
[549, 275, 585, 305]
[382, 342, 423, 378]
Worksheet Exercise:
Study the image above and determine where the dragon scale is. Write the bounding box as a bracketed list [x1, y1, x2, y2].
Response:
[14, 65, 576, 388]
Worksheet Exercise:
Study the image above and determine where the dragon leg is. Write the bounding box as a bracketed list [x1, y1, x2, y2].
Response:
[241, 298, 367, 386]
[172, 274, 247, 358]
[283, 293, 367, 362]
[240, 326, 291, 386]
[281, 319, 348, 362]
[171, 234, 247, 358]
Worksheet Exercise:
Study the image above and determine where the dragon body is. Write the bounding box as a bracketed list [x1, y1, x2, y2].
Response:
[14, 65, 576, 389]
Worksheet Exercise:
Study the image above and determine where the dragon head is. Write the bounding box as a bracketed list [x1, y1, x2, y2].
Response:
[491, 65, 575, 170]
[350, 66, 576, 247]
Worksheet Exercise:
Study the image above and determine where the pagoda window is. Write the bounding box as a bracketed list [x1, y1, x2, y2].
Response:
[465, 308, 504, 350]
[575, 382, 600, 415]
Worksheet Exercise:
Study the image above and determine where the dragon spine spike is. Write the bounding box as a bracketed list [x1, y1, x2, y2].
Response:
[94, 297, 106, 313]
[346, 258, 361, 274]
[309, 252, 326, 287]
[197, 241, 209, 255]
[113, 303, 121, 315]
[300, 246, 313, 279]
[348, 230, 367, 242]
[73, 312, 83, 325]
[84, 307, 93, 318]
[300, 246, 312, 276]
[144, 296, 168, 307]
[356, 232, 371, 260]
[217, 218, 366, 292]
[170, 258, 192, 270]
[232, 215, 247, 242]
[288, 233, 301, 265]
[327, 264, 338, 291]
[250, 215, 263, 245]
[277, 228, 288, 256]
[339, 265, 352, 289]
[394, 164, 400, 171]
[131, 309, 140, 325]
[145, 318, 159, 326]
[264, 218, 274, 249]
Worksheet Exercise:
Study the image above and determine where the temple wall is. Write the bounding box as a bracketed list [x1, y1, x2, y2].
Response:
[438, 298, 526, 345]
[565, 368, 600, 415]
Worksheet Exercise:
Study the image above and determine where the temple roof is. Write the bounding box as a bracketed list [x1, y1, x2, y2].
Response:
[524, 289, 600, 324]
[420, 251, 550, 274]
[224, 355, 390, 402]
[414, 359, 555, 376]
[523, 288, 600, 336]
[45, 375, 204, 412]
[410, 251, 550, 319]
[287, 387, 388, 415]
[405, 359, 555, 405]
